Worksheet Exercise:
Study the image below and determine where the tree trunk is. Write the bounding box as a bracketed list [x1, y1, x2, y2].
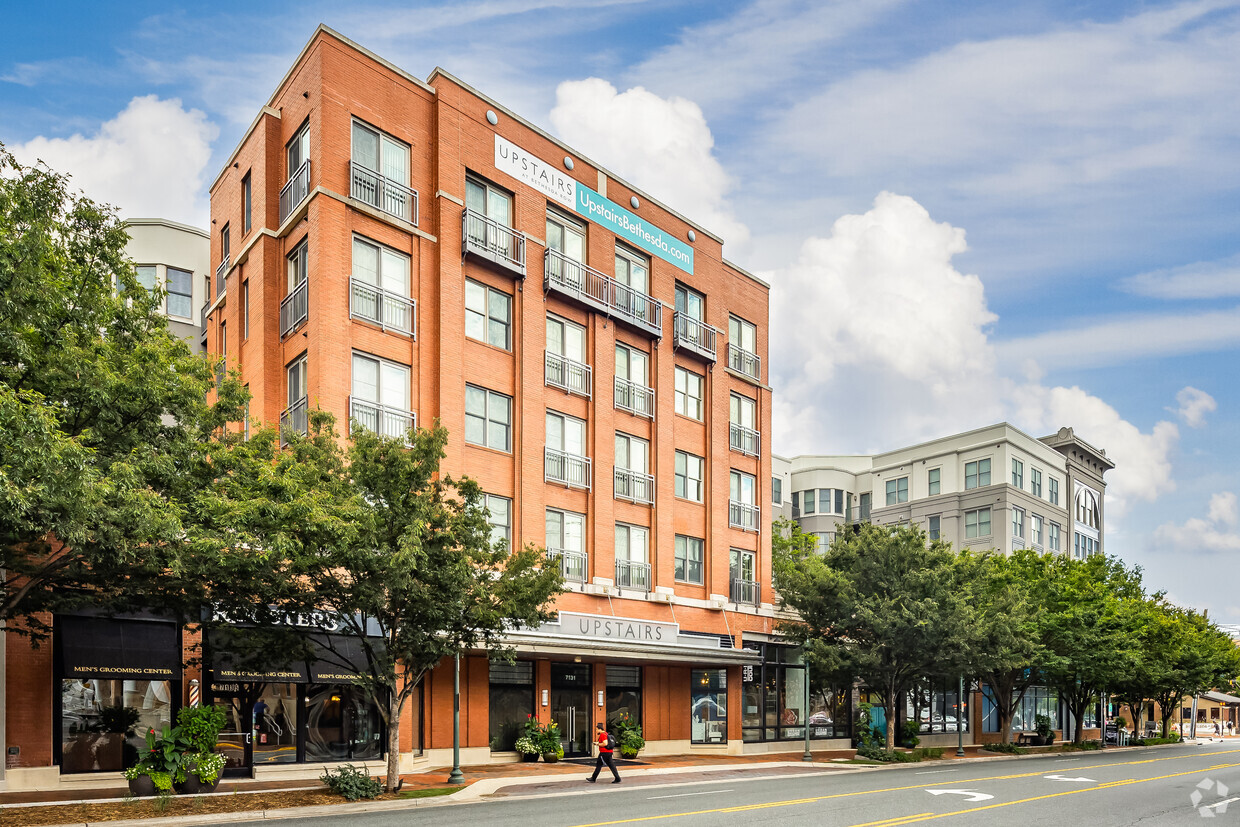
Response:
[997, 708, 1014, 744]
[385, 690, 402, 793]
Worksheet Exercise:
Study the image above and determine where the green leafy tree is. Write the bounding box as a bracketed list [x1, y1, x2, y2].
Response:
[0, 146, 243, 635]
[1147, 608, 1240, 737]
[1110, 596, 1178, 739]
[773, 520, 979, 751]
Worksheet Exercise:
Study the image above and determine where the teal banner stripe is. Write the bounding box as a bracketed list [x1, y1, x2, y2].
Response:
[574, 185, 694, 274]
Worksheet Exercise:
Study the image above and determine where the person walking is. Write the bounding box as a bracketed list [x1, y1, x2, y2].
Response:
[586, 721, 621, 784]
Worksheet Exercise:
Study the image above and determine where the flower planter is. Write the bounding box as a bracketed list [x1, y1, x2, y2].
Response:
[620, 749, 640, 760]
[542, 753, 559, 764]
[175, 774, 221, 795]
[520, 752, 540, 762]
[128, 775, 157, 797]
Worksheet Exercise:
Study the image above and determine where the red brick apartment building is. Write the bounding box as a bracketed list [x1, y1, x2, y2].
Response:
[0, 26, 826, 790]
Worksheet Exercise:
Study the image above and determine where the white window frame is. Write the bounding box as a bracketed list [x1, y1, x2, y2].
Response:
[465, 384, 512, 451]
[674, 535, 704, 584]
[465, 279, 512, 350]
[674, 366, 704, 420]
[1049, 477, 1060, 506]
[965, 507, 992, 539]
[1012, 506, 1025, 539]
[928, 515, 941, 541]
[614, 523, 649, 563]
[886, 476, 909, 505]
[927, 467, 941, 496]
[965, 458, 991, 490]
[1012, 458, 1024, 489]
[166, 266, 194, 319]
[1030, 467, 1043, 498]
[485, 494, 511, 551]
[675, 450, 705, 502]
[1031, 514, 1043, 546]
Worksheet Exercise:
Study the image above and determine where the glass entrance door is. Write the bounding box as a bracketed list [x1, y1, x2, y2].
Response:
[211, 686, 254, 776]
[550, 663, 592, 757]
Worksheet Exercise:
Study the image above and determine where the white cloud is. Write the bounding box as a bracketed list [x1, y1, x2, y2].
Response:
[1155, 491, 1240, 553]
[10, 95, 217, 226]
[548, 79, 749, 249]
[1119, 254, 1240, 300]
[1174, 386, 1217, 428]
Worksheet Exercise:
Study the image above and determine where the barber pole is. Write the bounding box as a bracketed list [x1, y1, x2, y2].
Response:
[189, 678, 200, 708]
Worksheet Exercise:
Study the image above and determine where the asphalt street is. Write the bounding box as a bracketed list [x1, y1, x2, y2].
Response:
[232, 741, 1240, 826]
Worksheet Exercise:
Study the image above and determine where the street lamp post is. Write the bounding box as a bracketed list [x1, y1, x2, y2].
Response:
[803, 659, 812, 762]
[956, 676, 965, 757]
[448, 652, 465, 785]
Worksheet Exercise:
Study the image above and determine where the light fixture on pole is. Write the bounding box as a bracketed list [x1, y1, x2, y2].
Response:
[956, 676, 965, 757]
[802, 655, 812, 762]
[448, 652, 465, 784]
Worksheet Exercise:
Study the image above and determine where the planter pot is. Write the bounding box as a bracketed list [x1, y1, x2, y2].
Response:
[175, 774, 221, 795]
[620, 749, 640, 760]
[542, 753, 559, 764]
[520, 752, 540, 762]
[128, 775, 157, 797]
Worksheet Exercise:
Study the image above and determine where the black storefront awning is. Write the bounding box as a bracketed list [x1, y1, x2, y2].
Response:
[206, 628, 381, 685]
[56, 615, 181, 681]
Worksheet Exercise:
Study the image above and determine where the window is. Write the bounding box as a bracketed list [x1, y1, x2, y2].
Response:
[772, 477, 783, 505]
[791, 491, 800, 518]
[351, 120, 412, 220]
[674, 366, 704, 420]
[546, 210, 585, 264]
[817, 489, 844, 515]
[546, 314, 589, 396]
[906, 677, 969, 735]
[1031, 514, 1043, 546]
[1074, 532, 1098, 559]
[885, 477, 909, 505]
[614, 343, 653, 417]
[675, 535, 704, 584]
[731, 470, 758, 531]
[353, 236, 411, 297]
[134, 264, 157, 294]
[287, 122, 310, 178]
[615, 523, 649, 562]
[465, 175, 516, 258]
[287, 239, 308, 293]
[1049, 477, 1060, 506]
[1030, 468, 1043, 497]
[489, 660, 534, 752]
[691, 669, 727, 744]
[465, 385, 511, 451]
[218, 321, 226, 386]
[221, 223, 230, 263]
[485, 494, 511, 551]
[858, 492, 871, 520]
[965, 458, 991, 489]
[614, 246, 651, 320]
[242, 281, 249, 339]
[287, 355, 307, 407]
[546, 509, 585, 553]
[465, 279, 511, 349]
[1049, 522, 1061, 551]
[928, 468, 941, 496]
[283, 354, 308, 438]
[1075, 486, 1100, 529]
[242, 171, 252, 233]
[729, 393, 758, 455]
[675, 284, 705, 321]
[546, 411, 586, 455]
[728, 315, 759, 379]
[615, 433, 649, 475]
[166, 266, 193, 318]
[615, 343, 648, 386]
[928, 515, 941, 541]
[615, 433, 651, 503]
[1012, 507, 1025, 539]
[802, 489, 816, 515]
[351, 352, 411, 438]
[965, 507, 992, 539]
[1012, 458, 1024, 489]
[730, 549, 757, 603]
[61, 677, 172, 772]
[675, 451, 705, 502]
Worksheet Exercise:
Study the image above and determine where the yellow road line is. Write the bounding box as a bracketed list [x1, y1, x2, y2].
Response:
[567, 748, 1240, 827]
[851, 814, 935, 827]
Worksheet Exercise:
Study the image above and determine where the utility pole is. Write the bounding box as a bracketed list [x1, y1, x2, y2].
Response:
[956, 676, 965, 757]
[448, 652, 465, 785]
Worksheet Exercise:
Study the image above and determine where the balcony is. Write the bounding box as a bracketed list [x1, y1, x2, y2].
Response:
[729, 500, 760, 532]
[215, 255, 229, 299]
[279, 160, 311, 225]
[614, 377, 655, 419]
[350, 397, 415, 441]
[548, 548, 587, 584]
[673, 312, 717, 361]
[462, 208, 526, 277]
[350, 277, 415, 337]
[850, 504, 872, 524]
[279, 279, 308, 338]
[614, 468, 655, 505]
[545, 351, 591, 398]
[545, 447, 591, 490]
[350, 161, 418, 225]
[279, 396, 308, 445]
[726, 343, 761, 382]
[544, 249, 662, 338]
[730, 578, 759, 605]
[729, 422, 760, 457]
[615, 559, 651, 592]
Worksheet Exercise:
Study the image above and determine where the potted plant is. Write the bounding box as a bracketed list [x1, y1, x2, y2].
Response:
[515, 736, 541, 762]
[613, 713, 645, 759]
[1035, 714, 1055, 746]
[177, 752, 227, 794]
[126, 726, 187, 796]
[174, 706, 228, 793]
[539, 721, 563, 763]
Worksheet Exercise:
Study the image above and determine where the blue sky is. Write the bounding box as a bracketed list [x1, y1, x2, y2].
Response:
[4, 1, 1240, 624]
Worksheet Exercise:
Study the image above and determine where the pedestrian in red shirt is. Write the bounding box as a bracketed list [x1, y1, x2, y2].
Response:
[586, 721, 620, 783]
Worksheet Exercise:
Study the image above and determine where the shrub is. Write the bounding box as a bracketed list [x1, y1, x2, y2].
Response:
[321, 764, 383, 801]
[187, 752, 227, 784]
[620, 729, 645, 758]
[537, 721, 562, 755]
[900, 720, 921, 749]
[982, 742, 1026, 754]
[913, 747, 944, 760]
[177, 706, 227, 754]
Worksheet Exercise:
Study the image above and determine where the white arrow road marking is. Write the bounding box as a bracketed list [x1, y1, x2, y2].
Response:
[1043, 774, 1097, 782]
[926, 789, 994, 802]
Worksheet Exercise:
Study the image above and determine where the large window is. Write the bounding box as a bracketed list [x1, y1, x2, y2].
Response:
[547, 314, 589, 396]
[885, 476, 908, 505]
[741, 643, 850, 744]
[729, 393, 759, 455]
[727, 314, 760, 379]
[1076, 486, 1100, 529]
[615, 433, 651, 503]
[928, 515, 941, 541]
[614, 523, 648, 563]
[1012, 507, 1025, 540]
[1031, 514, 1043, 547]
[907, 678, 969, 734]
[965, 458, 991, 489]
[466, 175, 512, 224]
[675, 450, 704, 502]
[965, 507, 992, 539]
[351, 120, 411, 218]
[818, 489, 845, 515]
[465, 279, 511, 349]
[485, 494, 511, 551]
[489, 660, 534, 752]
[1049, 522, 1061, 551]
[674, 535, 704, 584]
[676, 284, 705, 321]
[928, 468, 941, 496]
[1074, 532, 1099, 559]
[465, 385, 511, 451]
[288, 122, 310, 178]
[166, 267, 193, 319]
[614, 245, 651, 320]
[772, 477, 783, 505]
[1030, 468, 1043, 497]
[691, 669, 727, 744]
[615, 343, 652, 417]
[1012, 458, 1024, 489]
[61, 679, 173, 773]
[674, 366, 704, 420]
[1049, 477, 1060, 506]
[606, 666, 642, 731]
[730, 470, 758, 531]
[546, 411, 586, 456]
[982, 685, 1059, 733]
[351, 352, 411, 439]
[801, 489, 815, 515]
[305, 684, 382, 762]
[134, 264, 158, 294]
[546, 210, 586, 264]
[546, 508, 586, 582]
[353, 236, 410, 297]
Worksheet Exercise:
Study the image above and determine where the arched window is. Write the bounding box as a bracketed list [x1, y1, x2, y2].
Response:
[1075, 487, 1099, 529]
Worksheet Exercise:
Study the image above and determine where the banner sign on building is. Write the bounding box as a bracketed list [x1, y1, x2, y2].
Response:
[554, 611, 680, 644]
[494, 134, 694, 274]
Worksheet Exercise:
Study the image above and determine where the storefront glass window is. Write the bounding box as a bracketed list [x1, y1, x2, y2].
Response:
[489, 660, 534, 752]
[741, 642, 850, 743]
[253, 683, 299, 763]
[906, 678, 969, 734]
[691, 669, 727, 744]
[606, 665, 642, 730]
[306, 684, 383, 762]
[60, 679, 173, 773]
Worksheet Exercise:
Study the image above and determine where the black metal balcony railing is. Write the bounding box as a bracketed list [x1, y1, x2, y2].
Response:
[730, 578, 759, 605]
[215, 256, 229, 299]
[350, 277, 415, 337]
[350, 161, 418, 225]
[544, 249, 662, 338]
[545, 351, 591, 397]
[726, 343, 761, 381]
[349, 397, 415, 441]
[615, 559, 651, 591]
[547, 548, 587, 583]
[729, 422, 760, 457]
[545, 447, 591, 490]
[614, 468, 655, 505]
[729, 500, 760, 532]
[279, 160, 311, 225]
[279, 279, 308, 337]
[673, 312, 717, 361]
[462, 209, 526, 276]
[614, 377, 655, 419]
[279, 396, 308, 445]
